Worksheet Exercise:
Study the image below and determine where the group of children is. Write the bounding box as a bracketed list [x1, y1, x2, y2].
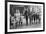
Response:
[10, 7, 41, 29]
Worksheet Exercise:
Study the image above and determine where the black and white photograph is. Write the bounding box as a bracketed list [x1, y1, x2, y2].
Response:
[7, 2, 44, 32]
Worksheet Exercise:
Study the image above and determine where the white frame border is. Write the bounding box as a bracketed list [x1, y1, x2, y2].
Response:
[7, 2, 43, 32]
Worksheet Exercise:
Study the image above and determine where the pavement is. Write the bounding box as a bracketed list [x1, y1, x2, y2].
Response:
[15, 23, 41, 29]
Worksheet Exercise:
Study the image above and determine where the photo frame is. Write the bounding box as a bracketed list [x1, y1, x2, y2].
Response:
[5, 0, 45, 33]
